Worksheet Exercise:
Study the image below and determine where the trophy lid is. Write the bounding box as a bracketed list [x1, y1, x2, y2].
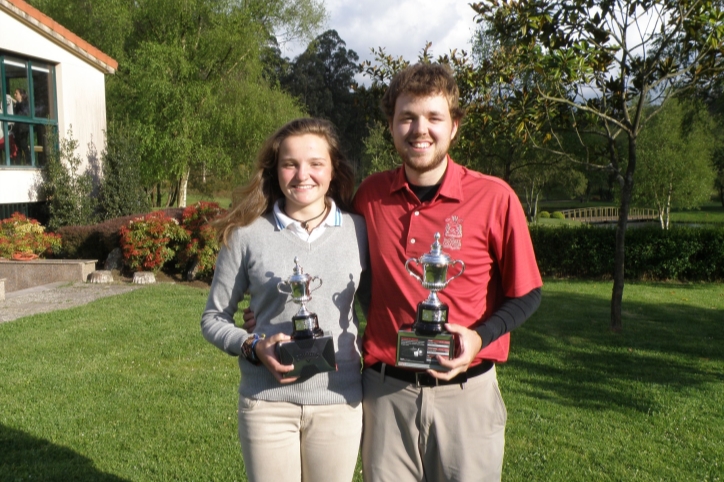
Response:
[419, 233, 452, 265]
[288, 256, 312, 283]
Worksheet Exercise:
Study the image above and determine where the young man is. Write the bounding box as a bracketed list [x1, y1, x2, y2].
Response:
[353, 63, 543, 482]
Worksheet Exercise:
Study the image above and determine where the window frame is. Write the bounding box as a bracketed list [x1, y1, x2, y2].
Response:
[0, 51, 58, 168]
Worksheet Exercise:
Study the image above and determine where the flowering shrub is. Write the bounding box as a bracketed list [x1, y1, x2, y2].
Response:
[176, 201, 225, 278]
[119, 211, 188, 272]
[0, 213, 62, 259]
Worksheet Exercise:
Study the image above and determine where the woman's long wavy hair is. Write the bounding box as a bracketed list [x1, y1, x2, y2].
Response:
[215, 118, 355, 246]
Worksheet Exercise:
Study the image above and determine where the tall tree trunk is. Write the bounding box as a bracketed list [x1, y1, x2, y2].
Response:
[155, 183, 162, 208]
[166, 182, 178, 208]
[665, 183, 672, 230]
[179, 167, 190, 208]
[611, 139, 636, 332]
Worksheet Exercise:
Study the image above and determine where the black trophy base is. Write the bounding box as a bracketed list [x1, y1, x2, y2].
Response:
[276, 335, 336, 378]
[396, 330, 454, 371]
[291, 313, 323, 340]
[411, 301, 448, 336]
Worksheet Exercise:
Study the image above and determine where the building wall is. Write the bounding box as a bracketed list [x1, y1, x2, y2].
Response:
[0, 8, 108, 204]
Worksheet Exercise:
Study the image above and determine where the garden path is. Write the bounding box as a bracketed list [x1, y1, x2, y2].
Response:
[0, 281, 142, 323]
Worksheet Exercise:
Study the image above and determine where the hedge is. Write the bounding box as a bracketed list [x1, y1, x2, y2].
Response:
[58, 208, 184, 264]
[530, 225, 724, 281]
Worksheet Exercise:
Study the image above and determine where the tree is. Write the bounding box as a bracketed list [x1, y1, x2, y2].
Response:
[362, 120, 399, 176]
[634, 99, 717, 228]
[281, 30, 368, 168]
[42, 128, 97, 231]
[474, 0, 724, 330]
[29, 0, 324, 207]
[98, 121, 151, 220]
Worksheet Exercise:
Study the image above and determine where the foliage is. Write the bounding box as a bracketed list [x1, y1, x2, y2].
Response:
[362, 120, 399, 176]
[551, 211, 565, 220]
[280, 30, 368, 167]
[176, 202, 225, 279]
[98, 121, 151, 220]
[119, 211, 188, 272]
[538, 211, 550, 218]
[633, 99, 718, 228]
[530, 225, 724, 281]
[210, 71, 305, 187]
[41, 128, 97, 231]
[0, 213, 61, 259]
[29, 0, 325, 208]
[474, 0, 724, 330]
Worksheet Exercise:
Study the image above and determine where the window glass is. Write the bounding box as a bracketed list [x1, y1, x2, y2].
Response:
[11, 121, 32, 165]
[0, 122, 18, 166]
[1, 93, 13, 115]
[3, 57, 29, 118]
[32, 63, 55, 120]
[32, 123, 50, 166]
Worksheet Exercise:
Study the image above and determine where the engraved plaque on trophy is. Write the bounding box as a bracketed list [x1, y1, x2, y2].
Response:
[396, 233, 465, 370]
[276, 257, 336, 378]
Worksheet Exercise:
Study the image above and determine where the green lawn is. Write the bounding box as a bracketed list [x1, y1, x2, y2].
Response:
[185, 191, 233, 209]
[1, 281, 723, 481]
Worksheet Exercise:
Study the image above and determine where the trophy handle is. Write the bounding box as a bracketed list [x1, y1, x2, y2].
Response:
[310, 276, 323, 293]
[446, 259, 465, 284]
[277, 281, 292, 295]
[405, 258, 423, 284]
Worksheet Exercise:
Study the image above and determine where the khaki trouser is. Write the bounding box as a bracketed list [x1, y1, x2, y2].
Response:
[238, 396, 362, 482]
[361, 365, 506, 482]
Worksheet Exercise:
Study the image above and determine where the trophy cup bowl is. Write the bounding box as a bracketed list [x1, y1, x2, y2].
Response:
[397, 233, 465, 370]
[275, 257, 336, 378]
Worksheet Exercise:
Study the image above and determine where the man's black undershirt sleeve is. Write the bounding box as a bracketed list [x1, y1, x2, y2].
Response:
[474, 288, 541, 348]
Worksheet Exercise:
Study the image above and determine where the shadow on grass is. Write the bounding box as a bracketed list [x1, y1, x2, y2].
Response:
[0, 424, 129, 481]
[504, 289, 724, 414]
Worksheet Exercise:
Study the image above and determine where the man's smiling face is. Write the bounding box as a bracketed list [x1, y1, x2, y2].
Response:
[390, 92, 458, 183]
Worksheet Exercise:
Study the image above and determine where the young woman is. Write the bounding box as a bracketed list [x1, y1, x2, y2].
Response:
[201, 118, 367, 482]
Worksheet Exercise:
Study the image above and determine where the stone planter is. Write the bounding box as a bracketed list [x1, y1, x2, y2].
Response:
[132, 272, 156, 284]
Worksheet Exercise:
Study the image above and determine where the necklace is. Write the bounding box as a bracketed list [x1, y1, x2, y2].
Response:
[286, 204, 327, 231]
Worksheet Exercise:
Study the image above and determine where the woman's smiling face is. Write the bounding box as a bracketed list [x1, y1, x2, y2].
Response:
[277, 134, 333, 216]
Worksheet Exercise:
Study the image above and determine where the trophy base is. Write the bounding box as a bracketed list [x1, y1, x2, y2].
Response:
[276, 335, 336, 378]
[396, 330, 454, 371]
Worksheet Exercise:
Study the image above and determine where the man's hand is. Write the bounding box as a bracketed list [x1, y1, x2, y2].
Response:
[427, 323, 483, 381]
[241, 307, 256, 332]
[254, 333, 298, 384]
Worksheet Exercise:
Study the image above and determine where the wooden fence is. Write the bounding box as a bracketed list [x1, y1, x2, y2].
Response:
[558, 206, 658, 223]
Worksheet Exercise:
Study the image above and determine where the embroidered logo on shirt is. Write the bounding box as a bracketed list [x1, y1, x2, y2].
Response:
[443, 216, 462, 250]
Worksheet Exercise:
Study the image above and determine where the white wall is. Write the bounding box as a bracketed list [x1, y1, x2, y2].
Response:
[0, 9, 108, 204]
[0, 167, 41, 203]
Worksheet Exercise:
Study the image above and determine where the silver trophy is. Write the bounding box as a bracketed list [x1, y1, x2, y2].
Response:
[277, 256, 324, 339]
[397, 233, 465, 369]
[276, 257, 336, 377]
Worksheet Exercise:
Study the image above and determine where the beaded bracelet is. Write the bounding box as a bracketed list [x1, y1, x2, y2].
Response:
[241, 334, 261, 365]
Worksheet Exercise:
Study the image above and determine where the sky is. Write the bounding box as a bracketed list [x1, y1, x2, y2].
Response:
[283, 0, 480, 72]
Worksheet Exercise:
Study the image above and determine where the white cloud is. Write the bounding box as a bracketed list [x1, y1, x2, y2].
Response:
[282, 0, 478, 66]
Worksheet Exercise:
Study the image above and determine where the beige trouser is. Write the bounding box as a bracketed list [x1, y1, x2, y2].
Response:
[238, 396, 362, 482]
[361, 365, 506, 482]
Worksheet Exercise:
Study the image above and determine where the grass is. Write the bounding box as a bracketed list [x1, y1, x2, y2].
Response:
[1, 281, 723, 481]
[185, 191, 233, 209]
[669, 201, 724, 225]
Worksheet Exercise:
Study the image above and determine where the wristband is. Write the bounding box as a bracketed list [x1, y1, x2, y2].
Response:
[250, 337, 261, 363]
[241, 334, 261, 365]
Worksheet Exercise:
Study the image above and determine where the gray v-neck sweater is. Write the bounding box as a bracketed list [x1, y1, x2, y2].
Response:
[201, 212, 368, 405]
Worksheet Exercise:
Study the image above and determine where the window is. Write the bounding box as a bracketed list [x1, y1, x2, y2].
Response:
[0, 52, 58, 167]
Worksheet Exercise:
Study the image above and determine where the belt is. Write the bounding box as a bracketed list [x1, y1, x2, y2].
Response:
[368, 360, 494, 387]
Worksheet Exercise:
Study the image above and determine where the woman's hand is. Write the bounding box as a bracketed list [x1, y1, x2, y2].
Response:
[254, 334, 299, 384]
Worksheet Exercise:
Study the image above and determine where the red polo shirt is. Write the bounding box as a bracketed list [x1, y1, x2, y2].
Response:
[353, 157, 542, 367]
